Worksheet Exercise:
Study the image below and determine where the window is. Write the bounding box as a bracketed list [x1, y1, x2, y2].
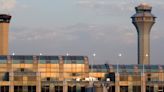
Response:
[2, 72, 9, 81]
[14, 86, 23, 92]
[0, 86, 9, 92]
[0, 56, 7, 64]
[146, 86, 154, 92]
[41, 86, 49, 92]
[20, 68, 25, 72]
[68, 86, 76, 92]
[38, 56, 59, 64]
[63, 56, 84, 64]
[136, 17, 143, 21]
[145, 17, 151, 20]
[55, 86, 63, 92]
[133, 86, 141, 92]
[147, 74, 151, 81]
[47, 77, 50, 81]
[14, 86, 36, 92]
[28, 86, 36, 92]
[12, 56, 33, 64]
[120, 86, 128, 92]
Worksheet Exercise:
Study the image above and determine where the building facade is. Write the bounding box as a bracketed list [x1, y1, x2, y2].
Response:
[0, 55, 90, 92]
[0, 56, 164, 92]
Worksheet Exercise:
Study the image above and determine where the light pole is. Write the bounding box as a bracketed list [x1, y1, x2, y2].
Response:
[38, 53, 42, 92]
[66, 52, 70, 56]
[116, 53, 122, 92]
[10, 53, 14, 92]
[117, 53, 122, 74]
[39, 53, 42, 56]
[91, 53, 96, 92]
[12, 53, 15, 56]
[92, 53, 96, 81]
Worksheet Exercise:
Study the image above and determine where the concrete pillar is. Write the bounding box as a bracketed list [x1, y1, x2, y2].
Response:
[103, 84, 108, 92]
[154, 84, 158, 92]
[128, 76, 133, 92]
[76, 84, 81, 92]
[9, 73, 14, 92]
[9, 61, 14, 92]
[84, 57, 89, 78]
[50, 84, 55, 92]
[59, 57, 64, 81]
[115, 73, 120, 92]
[63, 81, 68, 92]
[141, 73, 146, 92]
[36, 73, 41, 92]
[23, 86, 28, 92]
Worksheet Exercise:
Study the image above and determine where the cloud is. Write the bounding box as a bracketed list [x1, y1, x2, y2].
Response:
[77, 0, 134, 11]
[76, 0, 164, 16]
[10, 26, 78, 42]
[10, 23, 136, 48]
[0, 0, 16, 12]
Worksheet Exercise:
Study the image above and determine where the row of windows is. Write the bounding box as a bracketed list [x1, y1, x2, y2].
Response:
[0, 56, 85, 64]
[0, 60, 85, 64]
[2, 86, 164, 92]
[133, 17, 155, 21]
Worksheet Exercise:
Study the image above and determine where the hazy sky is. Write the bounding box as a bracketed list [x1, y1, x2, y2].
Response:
[0, 0, 164, 64]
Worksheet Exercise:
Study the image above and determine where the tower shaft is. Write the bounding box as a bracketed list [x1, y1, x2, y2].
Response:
[134, 21, 155, 64]
[0, 14, 11, 55]
[0, 23, 9, 55]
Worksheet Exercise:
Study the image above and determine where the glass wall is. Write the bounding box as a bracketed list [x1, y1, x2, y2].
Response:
[38, 56, 59, 79]
[63, 56, 86, 79]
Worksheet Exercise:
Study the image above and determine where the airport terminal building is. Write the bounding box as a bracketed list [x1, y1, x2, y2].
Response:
[0, 56, 164, 92]
[0, 3, 164, 92]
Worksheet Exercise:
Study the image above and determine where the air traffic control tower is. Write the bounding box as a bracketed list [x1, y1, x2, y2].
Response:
[0, 14, 11, 55]
[131, 3, 156, 65]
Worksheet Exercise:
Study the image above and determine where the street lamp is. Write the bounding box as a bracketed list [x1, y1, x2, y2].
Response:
[117, 53, 122, 74]
[66, 52, 69, 56]
[89, 53, 96, 92]
[39, 53, 43, 56]
[92, 53, 96, 81]
[146, 54, 148, 57]
[118, 53, 122, 57]
[38, 53, 42, 92]
[12, 53, 15, 56]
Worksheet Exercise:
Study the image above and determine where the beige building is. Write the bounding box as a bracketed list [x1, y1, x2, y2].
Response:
[0, 57, 164, 92]
[0, 55, 91, 92]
